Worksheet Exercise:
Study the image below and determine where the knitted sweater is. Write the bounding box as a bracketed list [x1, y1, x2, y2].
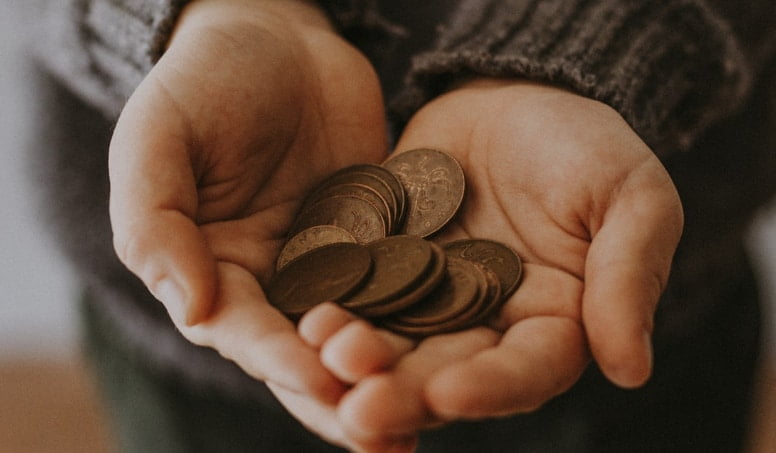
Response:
[21, 0, 776, 399]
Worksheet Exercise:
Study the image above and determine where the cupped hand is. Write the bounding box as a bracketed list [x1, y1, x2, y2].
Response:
[315, 79, 684, 444]
[108, 0, 388, 403]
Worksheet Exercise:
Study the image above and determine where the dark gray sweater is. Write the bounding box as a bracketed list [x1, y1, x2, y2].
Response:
[22, 0, 776, 400]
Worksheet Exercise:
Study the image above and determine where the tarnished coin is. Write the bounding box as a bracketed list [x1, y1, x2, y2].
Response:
[443, 239, 522, 300]
[308, 167, 400, 233]
[307, 183, 393, 234]
[382, 148, 465, 238]
[443, 262, 501, 329]
[465, 262, 504, 326]
[276, 225, 357, 271]
[357, 241, 447, 318]
[342, 235, 434, 313]
[342, 164, 407, 234]
[267, 243, 373, 319]
[387, 256, 481, 328]
[289, 195, 387, 243]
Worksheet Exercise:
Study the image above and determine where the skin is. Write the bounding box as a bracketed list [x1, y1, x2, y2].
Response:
[109, 0, 388, 405]
[300, 79, 684, 450]
[108, 1, 684, 452]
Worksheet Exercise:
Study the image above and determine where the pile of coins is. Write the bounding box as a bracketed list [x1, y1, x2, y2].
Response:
[267, 148, 522, 337]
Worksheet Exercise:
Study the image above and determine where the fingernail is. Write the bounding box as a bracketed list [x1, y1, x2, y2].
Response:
[154, 278, 187, 324]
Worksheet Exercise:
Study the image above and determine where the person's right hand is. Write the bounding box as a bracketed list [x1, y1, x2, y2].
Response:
[108, 0, 388, 405]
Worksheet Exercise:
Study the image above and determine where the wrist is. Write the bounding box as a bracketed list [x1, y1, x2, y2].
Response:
[436, 77, 617, 120]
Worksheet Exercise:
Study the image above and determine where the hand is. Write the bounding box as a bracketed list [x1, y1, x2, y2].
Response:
[108, 0, 387, 404]
[309, 79, 684, 445]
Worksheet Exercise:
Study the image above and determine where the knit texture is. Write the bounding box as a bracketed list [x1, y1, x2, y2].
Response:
[392, 0, 753, 155]
[31, 0, 191, 118]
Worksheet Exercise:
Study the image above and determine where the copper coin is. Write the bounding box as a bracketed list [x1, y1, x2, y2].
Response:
[466, 262, 504, 326]
[307, 182, 393, 233]
[308, 167, 399, 232]
[267, 243, 372, 319]
[342, 164, 407, 234]
[442, 262, 501, 330]
[357, 241, 447, 318]
[389, 256, 483, 327]
[342, 235, 434, 311]
[381, 257, 479, 337]
[415, 263, 503, 335]
[289, 195, 387, 243]
[276, 225, 357, 271]
[443, 239, 522, 300]
[382, 148, 465, 238]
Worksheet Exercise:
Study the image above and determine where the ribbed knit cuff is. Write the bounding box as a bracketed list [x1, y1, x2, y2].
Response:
[33, 0, 191, 118]
[392, 0, 751, 154]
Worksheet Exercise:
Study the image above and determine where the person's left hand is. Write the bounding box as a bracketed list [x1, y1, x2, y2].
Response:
[295, 78, 684, 449]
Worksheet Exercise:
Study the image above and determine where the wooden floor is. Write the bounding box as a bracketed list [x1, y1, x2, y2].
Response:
[0, 358, 115, 453]
[0, 358, 774, 453]
[747, 361, 776, 453]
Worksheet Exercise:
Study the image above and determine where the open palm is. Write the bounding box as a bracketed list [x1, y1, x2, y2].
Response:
[303, 79, 684, 448]
[108, 0, 388, 402]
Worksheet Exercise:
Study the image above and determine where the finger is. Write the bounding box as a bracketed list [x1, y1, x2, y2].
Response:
[298, 302, 359, 349]
[266, 382, 346, 446]
[109, 81, 216, 325]
[583, 162, 683, 388]
[269, 382, 419, 453]
[425, 317, 588, 419]
[320, 320, 416, 384]
[180, 262, 347, 404]
[338, 328, 500, 440]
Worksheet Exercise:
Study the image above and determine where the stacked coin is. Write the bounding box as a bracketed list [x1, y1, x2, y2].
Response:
[268, 148, 522, 337]
[285, 164, 406, 245]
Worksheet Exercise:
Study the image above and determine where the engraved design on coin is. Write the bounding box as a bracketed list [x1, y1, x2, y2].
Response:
[289, 195, 386, 243]
[383, 148, 465, 238]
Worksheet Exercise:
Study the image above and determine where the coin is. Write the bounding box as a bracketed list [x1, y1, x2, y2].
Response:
[276, 225, 357, 271]
[308, 167, 400, 233]
[307, 182, 393, 234]
[288, 195, 387, 243]
[342, 235, 434, 313]
[442, 261, 501, 329]
[268, 149, 524, 336]
[443, 239, 522, 300]
[382, 148, 465, 238]
[267, 242, 373, 319]
[465, 262, 504, 326]
[342, 164, 407, 234]
[385, 256, 481, 327]
[357, 241, 447, 318]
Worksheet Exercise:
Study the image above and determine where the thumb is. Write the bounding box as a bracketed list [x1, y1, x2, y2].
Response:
[583, 160, 683, 388]
[108, 83, 217, 325]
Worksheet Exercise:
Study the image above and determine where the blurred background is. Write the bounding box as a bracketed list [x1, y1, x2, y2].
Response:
[0, 2, 774, 452]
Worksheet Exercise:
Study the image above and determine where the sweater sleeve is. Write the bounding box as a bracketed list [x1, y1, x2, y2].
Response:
[29, 0, 191, 118]
[27, 0, 392, 119]
[392, 0, 776, 155]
